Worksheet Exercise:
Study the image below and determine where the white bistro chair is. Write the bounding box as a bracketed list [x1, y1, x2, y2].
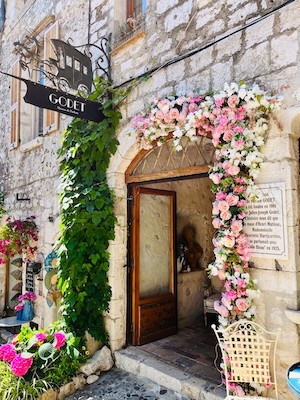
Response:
[212, 320, 279, 399]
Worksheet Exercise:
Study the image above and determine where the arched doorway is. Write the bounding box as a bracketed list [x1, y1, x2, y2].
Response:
[126, 137, 218, 346]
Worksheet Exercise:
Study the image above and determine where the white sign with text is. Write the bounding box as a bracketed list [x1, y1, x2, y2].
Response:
[244, 182, 288, 259]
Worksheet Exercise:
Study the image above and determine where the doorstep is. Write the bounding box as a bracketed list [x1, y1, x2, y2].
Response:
[115, 347, 225, 400]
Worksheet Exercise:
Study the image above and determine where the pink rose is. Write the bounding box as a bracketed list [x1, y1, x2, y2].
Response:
[231, 220, 243, 233]
[215, 98, 225, 107]
[35, 333, 47, 343]
[237, 199, 246, 207]
[163, 114, 172, 124]
[238, 212, 246, 219]
[235, 385, 246, 396]
[223, 235, 235, 248]
[220, 210, 232, 220]
[234, 185, 246, 194]
[224, 290, 238, 301]
[210, 173, 223, 185]
[218, 201, 230, 212]
[212, 218, 221, 229]
[155, 110, 164, 120]
[188, 103, 198, 113]
[157, 99, 171, 113]
[226, 193, 239, 206]
[228, 95, 240, 108]
[235, 298, 249, 312]
[233, 125, 243, 133]
[227, 165, 240, 176]
[53, 332, 66, 349]
[11, 354, 33, 377]
[217, 115, 228, 126]
[223, 131, 234, 141]
[234, 139, 245, 150]
[169, 108, 180, 120]
[217, 269, 226, 280]
[216, 192, 227, 201]
[214, 301, 229, 318]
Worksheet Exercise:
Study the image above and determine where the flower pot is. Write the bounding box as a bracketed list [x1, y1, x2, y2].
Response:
[21, 301, 34, 321]
[16, 310, 23, 320]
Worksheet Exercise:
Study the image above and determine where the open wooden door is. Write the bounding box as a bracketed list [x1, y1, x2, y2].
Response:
[131, 186, 177, 345]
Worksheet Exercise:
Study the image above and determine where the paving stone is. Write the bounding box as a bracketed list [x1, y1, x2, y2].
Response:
[66, 368, 191, 400]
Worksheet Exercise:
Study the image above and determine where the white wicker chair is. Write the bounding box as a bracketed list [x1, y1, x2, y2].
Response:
[212, 320, 279, 399]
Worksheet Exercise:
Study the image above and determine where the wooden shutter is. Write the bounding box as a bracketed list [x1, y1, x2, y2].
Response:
[43, 21, 59, 134]
[10, 62, 20, 148]
[127, 0, 134, 18]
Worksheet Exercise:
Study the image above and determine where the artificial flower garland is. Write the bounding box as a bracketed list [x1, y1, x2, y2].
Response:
[130, 82, 281, 395]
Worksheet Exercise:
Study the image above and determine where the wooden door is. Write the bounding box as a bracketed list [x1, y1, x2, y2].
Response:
[131, 186, 177, 345]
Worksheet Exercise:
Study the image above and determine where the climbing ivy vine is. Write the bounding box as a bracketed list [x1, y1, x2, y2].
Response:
[57, 78, 126, 342]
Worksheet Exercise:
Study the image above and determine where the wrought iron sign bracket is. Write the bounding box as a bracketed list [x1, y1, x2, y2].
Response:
[13, 34, 112, 96]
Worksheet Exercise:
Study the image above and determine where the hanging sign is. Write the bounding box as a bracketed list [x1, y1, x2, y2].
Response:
[244, 182, 288, 259]
[23, 80, 104, 123]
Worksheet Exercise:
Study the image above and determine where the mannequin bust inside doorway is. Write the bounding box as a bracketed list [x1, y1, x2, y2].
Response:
[180, 225, 203, 272]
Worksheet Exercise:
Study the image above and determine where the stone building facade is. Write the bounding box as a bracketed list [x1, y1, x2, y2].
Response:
[0, 0, 300, 398]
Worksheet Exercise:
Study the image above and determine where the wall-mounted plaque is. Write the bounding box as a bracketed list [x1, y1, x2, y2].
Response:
[244, 182, 288, 259]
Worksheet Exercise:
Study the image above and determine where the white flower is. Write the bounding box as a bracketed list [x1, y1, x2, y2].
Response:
[186, 128, 196, 139]
[173, 128, 183, 138]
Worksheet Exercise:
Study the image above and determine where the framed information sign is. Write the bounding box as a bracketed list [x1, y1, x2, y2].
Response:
[244, 182, 288, 259]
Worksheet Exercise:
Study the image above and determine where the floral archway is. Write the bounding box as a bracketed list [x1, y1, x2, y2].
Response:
[129, 82, 281, 392]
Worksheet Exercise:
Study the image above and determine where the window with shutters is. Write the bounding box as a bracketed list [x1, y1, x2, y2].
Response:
[10, 62, 21, 149]
[10, 20, 59, 149]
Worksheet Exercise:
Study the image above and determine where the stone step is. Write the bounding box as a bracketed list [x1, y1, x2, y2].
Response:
[0, 328, 14, 343]
[115, 347, 225, 400]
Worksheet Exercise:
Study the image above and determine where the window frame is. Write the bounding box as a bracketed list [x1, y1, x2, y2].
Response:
[126, 0, 146, 19]
[10, 20, 59, 149]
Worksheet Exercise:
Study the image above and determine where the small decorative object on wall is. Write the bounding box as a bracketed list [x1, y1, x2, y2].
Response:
[44, 250, 58, 272]
[29, 261, 42, 274]
[10, 269, 22, 281]
[11, 258, 23, 268]
[25, 261, 34, 292]
[44, 250, 61, 308]
[8, 257, 24, 310]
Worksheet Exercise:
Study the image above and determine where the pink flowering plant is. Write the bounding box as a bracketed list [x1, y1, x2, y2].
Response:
[0, 321, 86, 398]
[14, 291, 36, 319]
[130, 81, 281, 396]
[0, 216, 38, 264]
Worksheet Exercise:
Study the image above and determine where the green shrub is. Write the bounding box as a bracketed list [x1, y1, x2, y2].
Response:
[0, 321, 87, 399]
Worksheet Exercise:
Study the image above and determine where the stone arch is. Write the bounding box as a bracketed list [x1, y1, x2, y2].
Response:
[105, 132, 215, 351]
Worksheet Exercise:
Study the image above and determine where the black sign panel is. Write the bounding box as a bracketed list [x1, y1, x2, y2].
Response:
[25, 262, 34, 292]
[23, 80, 104, 123]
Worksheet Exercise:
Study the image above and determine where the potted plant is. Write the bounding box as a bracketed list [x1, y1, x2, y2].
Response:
[14, 292, 36, 321]
[0, 216, 38, 265]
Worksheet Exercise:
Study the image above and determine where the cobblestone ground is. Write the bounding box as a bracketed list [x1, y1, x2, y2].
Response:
[66, 368, 191, 400]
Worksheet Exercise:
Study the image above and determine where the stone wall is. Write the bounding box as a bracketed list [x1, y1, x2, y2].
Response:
[0, 0, 300, 398]
[0, 0, 90, 326]
[103, 1, 300, 398]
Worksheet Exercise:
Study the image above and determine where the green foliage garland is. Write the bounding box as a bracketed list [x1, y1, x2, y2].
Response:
[58, 78, 124, 342]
